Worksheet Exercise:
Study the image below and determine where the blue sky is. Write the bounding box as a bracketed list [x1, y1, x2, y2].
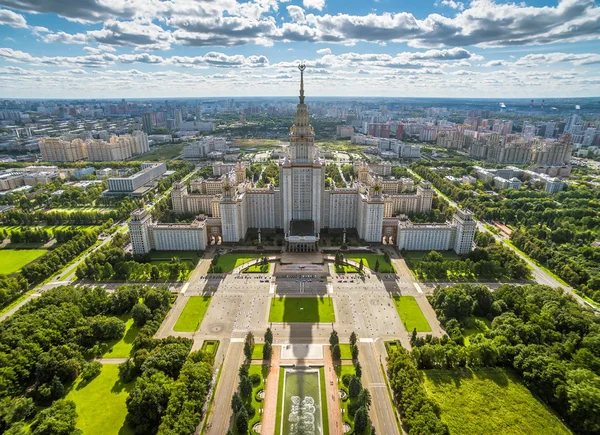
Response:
[0, 0, 599, 98]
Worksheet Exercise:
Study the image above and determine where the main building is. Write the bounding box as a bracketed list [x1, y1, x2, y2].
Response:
[129, 66, 475, 256]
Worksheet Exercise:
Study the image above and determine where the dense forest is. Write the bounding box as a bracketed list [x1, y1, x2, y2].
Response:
[388, 283, 600, 435]
[411, 162, 600, 304]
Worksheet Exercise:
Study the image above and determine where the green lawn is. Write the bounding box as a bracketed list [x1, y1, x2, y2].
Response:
[0, 248, 47, 274]
[269, 297, 335, 323]
[423, 368, 572, 435]
[275, 368, 284, 435]
[103, 315, 140, 358]
[243, 263, 270, 273]
[173, 296, 212, 332]
[251, 344, 265, 360]
[335, 264, 359, 274]
[385, 340, 402, 356]
[248, 364, 268, 435]
[319, 367, 329, 435]
[201, 340, 219, 356]
[339, 344, 353, 360]
[392, 296, 431, 332]
[65, 364, 134, 435]
[346, 254, 395, 273]
[336, 364, 356, 431]
[213, 253, 263, 272]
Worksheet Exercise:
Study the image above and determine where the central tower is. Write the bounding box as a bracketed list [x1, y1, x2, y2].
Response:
[280, 64, 325, 251]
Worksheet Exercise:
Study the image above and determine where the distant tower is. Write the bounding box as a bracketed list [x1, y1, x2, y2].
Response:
[417, 181, 434, 212]
[452, 209, 477, 255]
[235, 162, 246, 184]
[129, 209, 152, 255]
[171, 181, 188, 214]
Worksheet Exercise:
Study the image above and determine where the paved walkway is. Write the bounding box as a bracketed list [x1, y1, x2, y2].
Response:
[205, 342, 244, 435]
[95, 358, 128, 364]
[323, 348, 343, 435]
[260, 346, 281, 435]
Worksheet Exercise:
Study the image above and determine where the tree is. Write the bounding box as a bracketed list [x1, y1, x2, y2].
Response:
[350, 332, 358, 346]
[331, 344, 341, 361]
[354, 361, 362, 378]
[244, 341, 253, 361]
[119, 359, 137, 383]
[150, 266, 160, 281]
[132, 303, 152, 327]
[239, 375, 253, 401]
[351, 344, 359, 360]
[359, 258, 364, 273]
[32, 400, 80, 435]
[231, 392, 243, 414]
[329, 330, 339, 347]
[374, 259, 380, 272]
[348, 376, 362, 398]
[81, 361, 102, 383]
[358, 389, 372, 410]
[354, 406, 368, 434]
[264, 327, 273, 344]
[263, 342, 272, 360]
[235, 407, 249, 434]
[126, 372, 174, 434]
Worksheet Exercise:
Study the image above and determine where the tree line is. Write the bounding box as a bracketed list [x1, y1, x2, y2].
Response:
[76, 234, 193, 282]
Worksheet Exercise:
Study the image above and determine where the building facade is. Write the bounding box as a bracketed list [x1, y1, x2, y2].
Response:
[129, 68, 476, 255]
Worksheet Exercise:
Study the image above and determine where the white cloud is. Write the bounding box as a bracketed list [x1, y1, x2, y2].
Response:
[303, 0, 325, 11]
[0, 8, 27, 28]
[437, 0, 465, 11]
[316, 48, 331, 55]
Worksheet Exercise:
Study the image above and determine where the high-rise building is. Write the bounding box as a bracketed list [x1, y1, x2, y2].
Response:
[38, 138, 87, 162]
[142, 113, 153, 134]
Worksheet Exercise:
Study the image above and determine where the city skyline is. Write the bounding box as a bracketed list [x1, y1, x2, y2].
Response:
[0, 0, 599, 99]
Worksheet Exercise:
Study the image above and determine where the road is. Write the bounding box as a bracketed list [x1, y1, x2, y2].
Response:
[406, 167, 594, 311]
[204, 342, 243, 435]
[359, 342, 401, 435]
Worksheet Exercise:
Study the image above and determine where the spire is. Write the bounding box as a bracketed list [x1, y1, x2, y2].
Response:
[298, 63, 306, 104]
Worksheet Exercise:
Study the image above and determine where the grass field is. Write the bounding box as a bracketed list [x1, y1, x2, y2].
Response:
[346, 254, 395, 273]
[248, 364, 267, 435]
[213, 253, 262, 272]
[385, 340, 402, 356]
[173, 296, 212, 332]
[268, 297, 335, 323]
[319, 367, 329, 435]
[251, 344, 265, 359]
[423, 368, 572, 435]
[0, 248, 47, 274]
[392, 296, 431, 332]
[335, 264, 359, 274]
[103, 315, 139, 358]
[339, 344, 353, 360]
[243, 263, 270, 273]
[201, 340, 219, 356]
[65, 364, 134, 435]
[132, 144, 184, 161]
[336, 364, 356, 431]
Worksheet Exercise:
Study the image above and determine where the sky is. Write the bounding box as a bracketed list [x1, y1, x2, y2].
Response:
[0, 0, 599, 99]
